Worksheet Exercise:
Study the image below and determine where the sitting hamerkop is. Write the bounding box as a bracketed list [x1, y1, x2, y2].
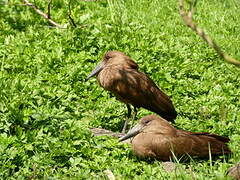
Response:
[86, 51, 177, 133]
[119, 115, 231, 161]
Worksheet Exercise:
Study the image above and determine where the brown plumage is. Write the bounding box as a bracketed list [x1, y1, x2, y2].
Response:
[119, 115, 231, 161]
[86, 51, 177, 132]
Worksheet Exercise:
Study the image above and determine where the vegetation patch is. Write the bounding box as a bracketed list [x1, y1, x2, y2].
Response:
[0, 0, 239, 179]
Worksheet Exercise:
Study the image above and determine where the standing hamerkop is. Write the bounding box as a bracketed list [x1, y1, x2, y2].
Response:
[86, 51, 177, 133]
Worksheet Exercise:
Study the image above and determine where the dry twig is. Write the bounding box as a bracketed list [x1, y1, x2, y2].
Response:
[47, 0, 52, 18]
[68, 0, 77, 27]
[23, 0, 66, 28]
[179, 0, 240, 66]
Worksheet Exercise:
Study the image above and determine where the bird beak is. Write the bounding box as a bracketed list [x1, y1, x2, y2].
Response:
[86, 61, 105, 80]
[119, 124, 144, 142]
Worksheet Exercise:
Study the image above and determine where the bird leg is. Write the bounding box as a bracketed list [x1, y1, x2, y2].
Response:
[121, 104, 131, 134]
[130, 106, 138, 128]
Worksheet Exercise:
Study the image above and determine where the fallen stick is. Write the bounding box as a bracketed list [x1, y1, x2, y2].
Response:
[90, 128, 131, 144]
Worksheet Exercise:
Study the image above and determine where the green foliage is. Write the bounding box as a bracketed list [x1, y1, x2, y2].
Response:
[0, 0, 239, 179]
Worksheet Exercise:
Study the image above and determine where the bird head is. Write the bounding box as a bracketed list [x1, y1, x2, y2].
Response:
[119, 115, 173, 142]
[86, 51, 138, 80]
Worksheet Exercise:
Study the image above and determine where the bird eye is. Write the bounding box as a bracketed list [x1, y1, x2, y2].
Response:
[105, 55, 111, 60]
[143, 119, 151, 125]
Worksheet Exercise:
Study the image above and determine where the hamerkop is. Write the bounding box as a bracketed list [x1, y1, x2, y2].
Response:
[119, 115, 231, 161]
[86, 51, 177, 132]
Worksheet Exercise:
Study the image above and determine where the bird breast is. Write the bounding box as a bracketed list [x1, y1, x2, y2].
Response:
[97, 66, 123, 90]
[97, 65, 138, 92]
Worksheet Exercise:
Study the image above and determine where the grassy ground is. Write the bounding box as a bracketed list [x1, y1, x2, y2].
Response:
[0, 0, 240, 179]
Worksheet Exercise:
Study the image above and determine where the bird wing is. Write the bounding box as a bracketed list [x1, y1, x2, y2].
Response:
[108, 68, 177, 121]
[174, 130, 231, 157]
[139, 133, 195, 161]
[177, 129, 230, 143]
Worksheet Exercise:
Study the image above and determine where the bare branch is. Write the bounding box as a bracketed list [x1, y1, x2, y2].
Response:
[68, 0, 77, 27]
[179, 0, 240, 67]
[23, 0, 67, 29]
[47, 0, 52, 19]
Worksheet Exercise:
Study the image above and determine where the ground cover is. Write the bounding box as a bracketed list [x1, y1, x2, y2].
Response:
[0, 0, 239, 179]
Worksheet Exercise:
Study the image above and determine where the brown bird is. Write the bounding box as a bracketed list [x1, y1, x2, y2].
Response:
[86, 51, 177, 133]
[119, 115, 231, 161]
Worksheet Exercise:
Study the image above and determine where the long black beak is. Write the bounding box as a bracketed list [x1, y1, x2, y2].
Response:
[86, 61, 105, 80]
[119, 124, 143, 142]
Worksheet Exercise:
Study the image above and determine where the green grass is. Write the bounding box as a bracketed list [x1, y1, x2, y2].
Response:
[0, 0, 240, 179]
